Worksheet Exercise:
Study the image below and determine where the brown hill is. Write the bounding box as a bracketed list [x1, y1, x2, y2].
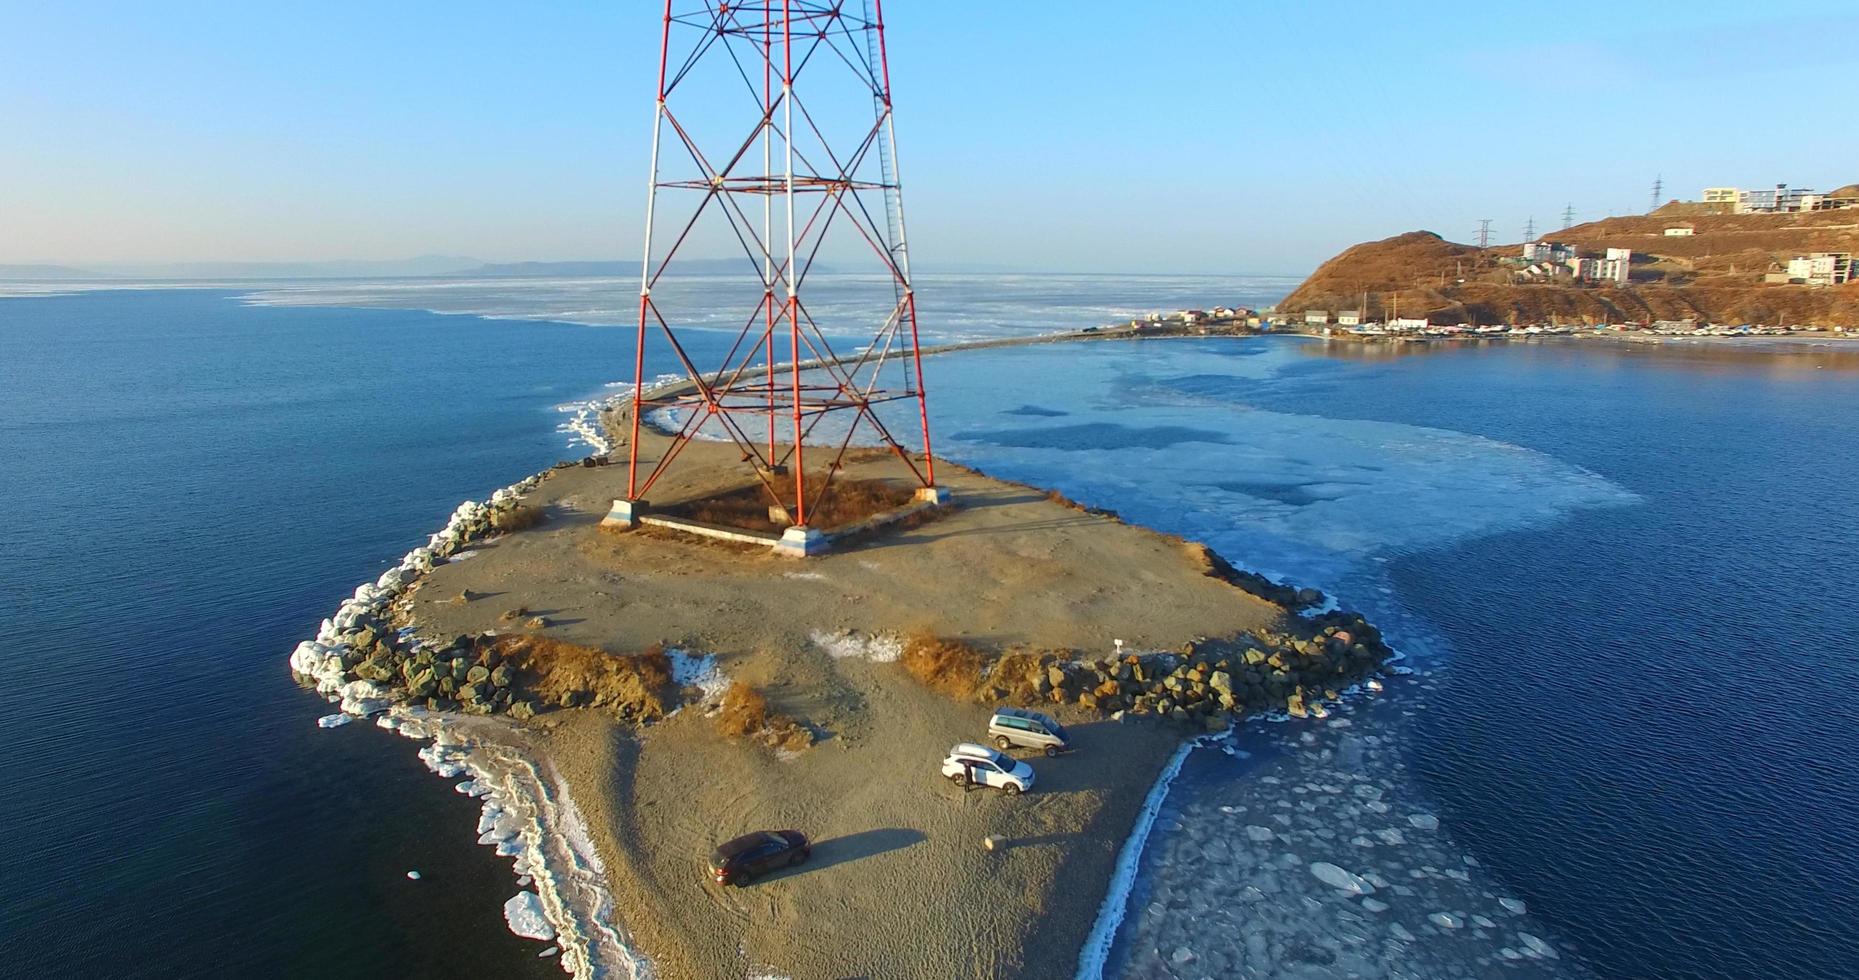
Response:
[1280, 211, 1859, 327]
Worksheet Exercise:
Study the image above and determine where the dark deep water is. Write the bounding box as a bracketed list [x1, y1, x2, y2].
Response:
[1312, 340, 1859, 976]
[4, 288, 1858, 979]
[0, 289, 728, 977]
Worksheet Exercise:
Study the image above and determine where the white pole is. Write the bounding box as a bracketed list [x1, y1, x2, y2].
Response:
[639, 103, 665, 297]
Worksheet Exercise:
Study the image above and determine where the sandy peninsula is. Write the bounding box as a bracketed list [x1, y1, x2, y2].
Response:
[400, 409, 1294, 977]
[287, 389, 1393, 978]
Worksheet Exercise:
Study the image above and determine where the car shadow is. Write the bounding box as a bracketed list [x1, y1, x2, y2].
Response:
[790, 827, 927, 876]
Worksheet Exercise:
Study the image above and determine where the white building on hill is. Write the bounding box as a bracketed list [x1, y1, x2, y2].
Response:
[1601, 248, 1632, 285]
[1701, 183, 1820, 213]
[1787, 253, 1854, 286]
[1522, 241, 1574, 262]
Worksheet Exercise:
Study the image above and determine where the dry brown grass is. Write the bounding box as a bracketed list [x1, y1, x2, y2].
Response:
[715, 681, 815, 752]
[490, 502, 546, 533]
[716, 681, 768, 739]
[1041, 488, 1120, 521]
[899, 630, 988, 700]
[667, 474, 915, 533]
[493, 636, 671, 719]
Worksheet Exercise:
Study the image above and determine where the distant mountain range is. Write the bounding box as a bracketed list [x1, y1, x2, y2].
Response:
[4, 254, 1193, 282]
[0, 256, 833, 280]
[0, 264, 106, 280]
[0, 256, 485, 280]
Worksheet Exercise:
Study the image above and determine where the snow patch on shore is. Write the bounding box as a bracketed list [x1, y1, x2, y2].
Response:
[1074, 731, 1221, 980]
[669, 649, 729, 708]
[396, 710, 652, 978]
[809, 629, 902, 663]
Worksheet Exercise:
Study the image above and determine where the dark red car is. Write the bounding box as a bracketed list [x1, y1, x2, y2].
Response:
[708, 830, 810, 886]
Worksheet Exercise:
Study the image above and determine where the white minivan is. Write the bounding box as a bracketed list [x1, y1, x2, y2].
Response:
[940, 742, 1035, 795]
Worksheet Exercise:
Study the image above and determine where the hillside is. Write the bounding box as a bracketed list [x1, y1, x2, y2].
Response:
[1280, 209, 1859, 328]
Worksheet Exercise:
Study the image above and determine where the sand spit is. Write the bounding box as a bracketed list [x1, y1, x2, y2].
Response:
[382, 407, 1393, 979]
[287, 354, 1394, 978]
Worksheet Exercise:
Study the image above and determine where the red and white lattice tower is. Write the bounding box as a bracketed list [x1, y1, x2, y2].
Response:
[623, 0, 936, 534]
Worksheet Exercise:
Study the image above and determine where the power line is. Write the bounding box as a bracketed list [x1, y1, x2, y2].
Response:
[1477, 219, 1493, 249]
[1524, 217, 1536, 242]
[1650, 175, 1664, 212]
[1562, 204, 1576, 230]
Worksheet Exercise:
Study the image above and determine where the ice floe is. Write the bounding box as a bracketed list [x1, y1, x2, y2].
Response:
[1100, 678, 1579, 979]
[1309, 861, 1374, 895]
[1520, 932, 1559, 959]
[504, 891, 556, 941]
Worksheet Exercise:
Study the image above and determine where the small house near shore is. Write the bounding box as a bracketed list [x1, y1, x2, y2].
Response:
[1337, 310, 1361, 326]
[1304, 310, 1330, 325]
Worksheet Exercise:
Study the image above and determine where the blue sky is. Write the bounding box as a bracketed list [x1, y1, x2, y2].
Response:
[2, 1, 1855, 274]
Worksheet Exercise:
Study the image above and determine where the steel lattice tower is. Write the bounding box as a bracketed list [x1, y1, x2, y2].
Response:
[623, 0, 935, 530]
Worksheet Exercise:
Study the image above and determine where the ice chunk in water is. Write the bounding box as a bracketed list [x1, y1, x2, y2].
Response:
[1429, 912, 1462, 929]
[1309, 862, 1374, 895]
[316, 714, 352, 728]
[1408, 813, 1440, 830]
[502, 891, 555, 941]
[1519, 933, 1558, 959]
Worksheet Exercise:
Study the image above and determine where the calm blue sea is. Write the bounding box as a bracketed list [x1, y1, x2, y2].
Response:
[3, 283, 1856, 978]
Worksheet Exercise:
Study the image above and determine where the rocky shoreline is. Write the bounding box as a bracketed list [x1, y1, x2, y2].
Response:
[289, 449, 1395, 744]
[289, 465, 594, 722]
[286, 459, 654, 977]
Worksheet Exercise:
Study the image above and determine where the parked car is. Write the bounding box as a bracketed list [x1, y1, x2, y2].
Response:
[989, 707, 1070, 757]
[708, 830, 810, 886]
[941, 742, 1035, 795]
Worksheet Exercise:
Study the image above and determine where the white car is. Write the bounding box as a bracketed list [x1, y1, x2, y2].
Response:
[941, 742, 1035, 795]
